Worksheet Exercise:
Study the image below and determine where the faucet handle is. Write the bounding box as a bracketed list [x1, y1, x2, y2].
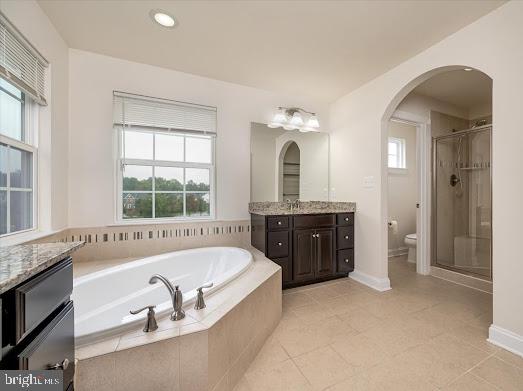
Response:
[197, 282, 214, 292]
[195, 282, 214, 310]
[130, 305, 158, 333]
[130, 305, 156, 315]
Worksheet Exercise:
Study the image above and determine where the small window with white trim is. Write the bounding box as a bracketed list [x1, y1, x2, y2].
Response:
[388, 137, 406, 169]
[0, 78, 37, 236]
[114, 92, 216, 222]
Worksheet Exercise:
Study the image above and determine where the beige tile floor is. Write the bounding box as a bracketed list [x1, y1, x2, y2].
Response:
[234, 256, 523, 391]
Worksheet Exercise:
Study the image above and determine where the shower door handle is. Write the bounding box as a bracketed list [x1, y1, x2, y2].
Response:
[416, 203, 420, 209]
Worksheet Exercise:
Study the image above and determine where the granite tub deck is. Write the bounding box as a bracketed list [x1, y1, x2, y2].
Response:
[249, 201, 356, 215]
[75, 247, 282, 391]
[0, 242, 85, 294]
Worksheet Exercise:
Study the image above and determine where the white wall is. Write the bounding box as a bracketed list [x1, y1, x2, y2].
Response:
[68, 49, 329, 227]
[329, 1, 523, 347]
[387, 121, 417, 252]
[0, 0, 70, 235]
[396, 92, 469, 122]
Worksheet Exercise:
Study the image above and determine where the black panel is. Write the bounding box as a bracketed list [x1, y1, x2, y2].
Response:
[293, 229, 315, 281]
[272, 257, 292, 285]
[267, 231, 289, 258]
[293, 214, 336, 229]
[14, 258, 73, 344]
[337, 226, 354, 250]
[337, 249, 354, 274]
[337, 213, 354, 226]
[267, 216, 290, 230]
[18, 302, 75, 390]
[250, 214, 267, 253]
[315, 229, 335, 277]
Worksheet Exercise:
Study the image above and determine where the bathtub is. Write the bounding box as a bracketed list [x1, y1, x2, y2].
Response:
[73, 247, 253, 345]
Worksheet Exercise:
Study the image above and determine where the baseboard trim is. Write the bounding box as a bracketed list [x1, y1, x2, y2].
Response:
[488, 325, 523, 358]
[349, 269, 391, 292]
[388, 247, 408, 257]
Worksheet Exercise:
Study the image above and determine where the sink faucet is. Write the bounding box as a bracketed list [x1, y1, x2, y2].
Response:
[286, 199, 293, 213]
[294, 199, 301, 210]
[149, 274, 185, 321]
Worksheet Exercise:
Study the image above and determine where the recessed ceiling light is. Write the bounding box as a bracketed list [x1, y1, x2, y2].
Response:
[464, 68, 473, 72]
[150, 10, 177, 28]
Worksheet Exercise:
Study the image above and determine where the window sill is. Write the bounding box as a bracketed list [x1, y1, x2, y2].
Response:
[0, 229, 64, 247]
[109, 216, 217, 227]
[388, 167, 409, 176]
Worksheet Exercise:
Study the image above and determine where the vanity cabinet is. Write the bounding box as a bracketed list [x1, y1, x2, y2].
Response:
[251, 212, 354, 288]
[0, 257, 75, 390]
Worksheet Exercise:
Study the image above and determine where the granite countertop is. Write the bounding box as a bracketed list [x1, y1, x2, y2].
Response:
[249, 201, 356, 216]
[0, 242, 85, 294]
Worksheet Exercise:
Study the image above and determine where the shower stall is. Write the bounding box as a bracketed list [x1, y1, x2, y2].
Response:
[432, 125, 492, 280]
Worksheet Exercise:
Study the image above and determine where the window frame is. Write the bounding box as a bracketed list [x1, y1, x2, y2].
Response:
[388, 136, 407, 170]
[115, 127, 216, 224]
[0, 81, 38, 238]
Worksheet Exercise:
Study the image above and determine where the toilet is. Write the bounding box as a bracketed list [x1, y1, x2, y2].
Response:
[404, 233, 417, 263]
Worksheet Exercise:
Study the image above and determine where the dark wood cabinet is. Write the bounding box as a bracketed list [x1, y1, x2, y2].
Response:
[293, 229, 315, 282]
[252, 212, 354, 288]
[1, 258, 75, 390]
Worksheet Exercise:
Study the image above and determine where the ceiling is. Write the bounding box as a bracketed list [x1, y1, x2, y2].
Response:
[38, 0, 504, 102]
[412, 69, 492, 109]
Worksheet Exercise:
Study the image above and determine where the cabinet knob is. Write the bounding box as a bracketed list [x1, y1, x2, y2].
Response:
[277, 221, 282, 225]
[277, 242, 283, 246]
[344, 217, 349, 221]
[344, 235, 349, 239]
[49, 358, 70, 370]
[344, 259, 349, 263]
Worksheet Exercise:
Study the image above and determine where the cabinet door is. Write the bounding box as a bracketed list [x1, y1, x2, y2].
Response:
[293, 229, 315, 282]
[315, 228, 335, 277]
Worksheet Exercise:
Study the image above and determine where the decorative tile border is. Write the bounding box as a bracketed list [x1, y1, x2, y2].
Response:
[30, 220, 252, 263]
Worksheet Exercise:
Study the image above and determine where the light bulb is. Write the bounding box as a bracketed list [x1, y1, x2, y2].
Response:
[306, 115, 320, 129]
[290, 112, 304, 127]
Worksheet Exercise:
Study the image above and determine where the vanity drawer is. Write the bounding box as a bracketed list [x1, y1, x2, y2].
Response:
[18, 301, 75, 390]
[337, 226, 354, 249]
[337, 213, 354, 226]
[267, 216, 289, 230]
[337, 249, 354, 273]
[267, 231, 290, 258]
[13, 258, 73, 344]
[293, 214, 335, 229]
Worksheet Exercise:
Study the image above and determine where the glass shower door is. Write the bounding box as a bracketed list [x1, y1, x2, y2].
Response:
[433, 127, 491, 279]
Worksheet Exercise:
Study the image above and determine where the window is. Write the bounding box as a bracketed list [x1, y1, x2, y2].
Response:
[388, 137, 406, 169]
[0, 78, 37, 236]
[114, 92, 216, 221]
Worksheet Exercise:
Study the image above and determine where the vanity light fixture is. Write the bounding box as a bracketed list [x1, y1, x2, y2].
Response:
[268, 107, 320, 132]
[150, 10, 178, 28]
[463, 68, 473, 72]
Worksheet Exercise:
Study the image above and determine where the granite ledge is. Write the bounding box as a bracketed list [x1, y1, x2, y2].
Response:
[249, 201, 356, 216]
[0, 241, 85, 294]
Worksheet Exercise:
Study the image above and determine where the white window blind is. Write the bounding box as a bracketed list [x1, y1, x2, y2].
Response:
[0, 13, 48, 105]
[113, 92, 217, 135]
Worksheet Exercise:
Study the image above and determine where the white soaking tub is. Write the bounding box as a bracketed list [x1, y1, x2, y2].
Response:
[73, 247, 253, 345]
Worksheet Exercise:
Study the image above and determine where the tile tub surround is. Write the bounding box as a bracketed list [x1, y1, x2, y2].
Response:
[0, 241, 85, 294]
[248, 201, 356, 216]
[232, 255, 523, 391]
[75, 247, 282, 391]
[28, 220, 251, 263]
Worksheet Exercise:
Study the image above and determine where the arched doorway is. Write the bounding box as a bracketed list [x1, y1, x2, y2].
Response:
[381, 66, 493, 289]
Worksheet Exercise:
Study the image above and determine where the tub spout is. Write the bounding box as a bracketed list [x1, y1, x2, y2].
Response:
[149, 274, 185, 321]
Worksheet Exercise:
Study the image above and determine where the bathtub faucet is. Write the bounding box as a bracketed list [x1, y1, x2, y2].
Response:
[149, 274, 185, 321]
